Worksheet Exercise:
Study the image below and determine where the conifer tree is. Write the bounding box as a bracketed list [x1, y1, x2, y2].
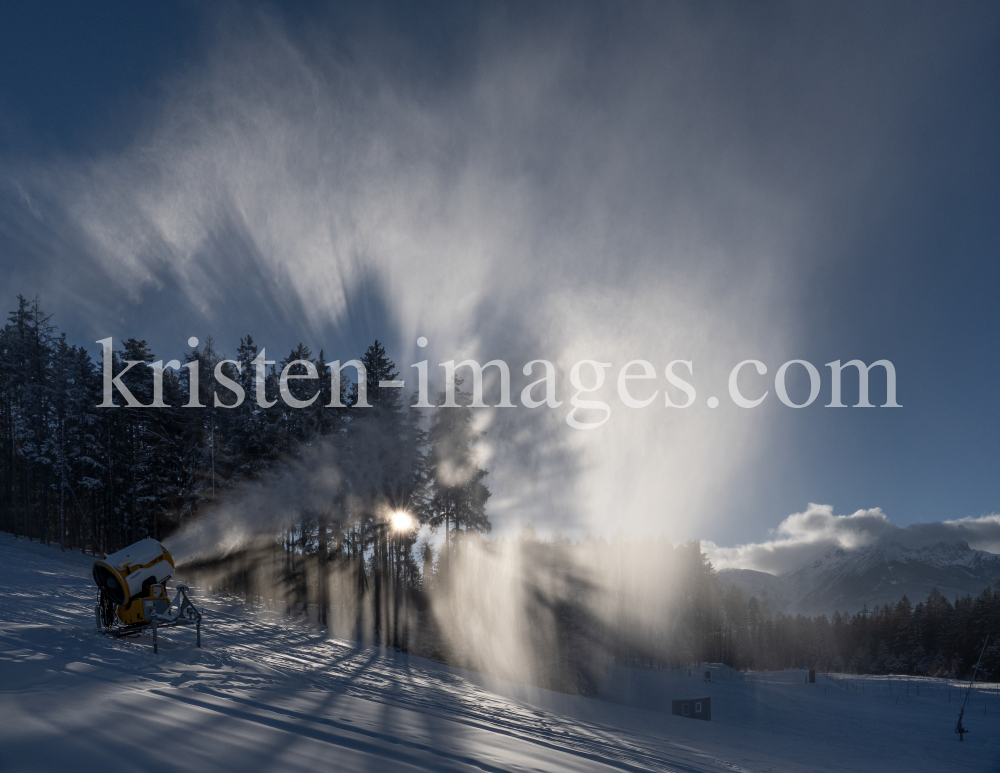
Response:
[423, 383, 491, 562]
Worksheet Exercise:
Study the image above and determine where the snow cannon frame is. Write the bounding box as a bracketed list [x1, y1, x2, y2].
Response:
[92, 538, 203, 652]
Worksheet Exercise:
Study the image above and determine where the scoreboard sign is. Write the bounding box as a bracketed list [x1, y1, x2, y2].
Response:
[671, 697, 711, 721]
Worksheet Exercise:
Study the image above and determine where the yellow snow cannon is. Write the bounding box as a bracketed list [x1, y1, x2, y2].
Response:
[92, 538, 175, 609]
[116, 581, 172, 626]
[92, 538, 203, 651]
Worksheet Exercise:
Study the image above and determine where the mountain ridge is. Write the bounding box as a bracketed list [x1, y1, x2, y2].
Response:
[717, 539, 1000, 617]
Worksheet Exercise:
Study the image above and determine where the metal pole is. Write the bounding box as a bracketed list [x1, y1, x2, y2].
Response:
[965, 634, 990, 707]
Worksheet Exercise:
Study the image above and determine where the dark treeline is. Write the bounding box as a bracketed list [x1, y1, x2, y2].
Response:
[1, 295, 996, 688]
[713, 581, 1000, 680]
[0, 295, 436, 552]
[0, 294, 489, 652]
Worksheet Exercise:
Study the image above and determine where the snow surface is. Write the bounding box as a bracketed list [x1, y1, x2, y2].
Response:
[1, 533, 998, 772]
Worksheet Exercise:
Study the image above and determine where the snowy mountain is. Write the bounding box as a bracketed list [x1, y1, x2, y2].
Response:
[713, 567, 796, 615]
[718, 540, 1000, 617]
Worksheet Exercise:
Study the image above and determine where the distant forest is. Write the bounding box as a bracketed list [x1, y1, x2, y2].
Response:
[1, 295, 997, 689]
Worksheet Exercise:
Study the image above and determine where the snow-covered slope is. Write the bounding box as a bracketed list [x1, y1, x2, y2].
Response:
[718, 540, 1000, 617]
[1, 532, 998, 772]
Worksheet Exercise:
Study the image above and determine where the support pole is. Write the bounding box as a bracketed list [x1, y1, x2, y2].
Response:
[197, 617, 201, 648]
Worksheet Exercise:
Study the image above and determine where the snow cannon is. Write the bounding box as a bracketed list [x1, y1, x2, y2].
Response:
[93, 538, 174, 611]
[92, 538, 202, 650]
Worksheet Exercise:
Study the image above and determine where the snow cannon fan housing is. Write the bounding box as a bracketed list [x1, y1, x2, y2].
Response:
[93, 538, 175, 616]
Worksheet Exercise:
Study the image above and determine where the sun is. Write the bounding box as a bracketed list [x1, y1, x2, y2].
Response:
[390, 511, 415, 532]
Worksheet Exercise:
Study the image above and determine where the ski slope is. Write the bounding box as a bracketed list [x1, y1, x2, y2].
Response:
[1, 533, 997, 773]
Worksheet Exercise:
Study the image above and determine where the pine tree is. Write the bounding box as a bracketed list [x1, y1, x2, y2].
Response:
[423, 383, 491, 562]
[278, 343, 316, 448]
[176, 338, 222, 524]
[344, 340, 425, 646]
[225, 335, 277, 481]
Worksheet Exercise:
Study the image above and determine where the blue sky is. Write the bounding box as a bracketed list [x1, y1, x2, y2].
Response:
[1, 2, 997, 553]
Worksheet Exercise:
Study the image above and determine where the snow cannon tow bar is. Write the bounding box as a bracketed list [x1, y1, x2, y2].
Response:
[92, 538, 202, 652]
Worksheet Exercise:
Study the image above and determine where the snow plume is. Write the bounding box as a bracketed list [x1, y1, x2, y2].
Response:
[164, 412, 422, 564]
[165, 438, 708, 692]
[705, 503, 1000, 575]
[428, 539, 579, 690]
[3, 3, 840, 542]
[0, 3, 991, 545]
[162, 450, 343, 565]
[423, 534, 715, 691]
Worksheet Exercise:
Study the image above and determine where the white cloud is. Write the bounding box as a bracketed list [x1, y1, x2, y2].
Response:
[706, 503, 1000, 575]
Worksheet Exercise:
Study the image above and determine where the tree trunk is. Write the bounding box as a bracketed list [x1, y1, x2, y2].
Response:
[318, 515, 329, 628]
